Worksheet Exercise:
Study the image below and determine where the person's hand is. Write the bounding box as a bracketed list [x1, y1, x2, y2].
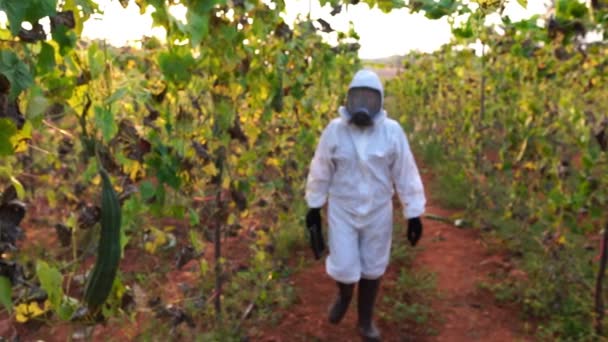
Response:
[305, 208, 325, 259]
[306, 208, 321, 230]
[407, 217, 423, 246]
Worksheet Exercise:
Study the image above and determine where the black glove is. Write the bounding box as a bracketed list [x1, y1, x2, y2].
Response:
[407, 217, 423, 246]
[305, 208, 325, 259]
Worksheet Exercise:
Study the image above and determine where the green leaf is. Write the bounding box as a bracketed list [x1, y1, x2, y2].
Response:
[0, 0, 56, 36]
[94, 106, 117, 142]
[0, 276, 12, 313]
[24, 0, 57, 24]
[75, 0, 99, 17]
[452, 20, 474, 39]
[567, 1, 588, 18]
[104, 87, 128, 105]
[37, 42, 56, 76]
[57, 296, 78, 320]
[120, 223, 129, 257]
[0, 119, 17, 156]
[186, 10, 209, 47]
[88, 42, 104, 79]
[158, 49, 195, 86]
[36, 261, 63, 310]
[82, 157, 99, 183]
[10, 176, 25, 199]
[377, 0, 405, 12]
[0, 50, 34, 101]
[149, 0, 170, 28]
[0, 1, 28, 35]
[215, 100, 234, 132]
[146, 149, 181, 190]
[25, 87, 50, 126]
[188, 207, 200, 226]
[139, 181, 155, 201]
[51, 24, 77, 56]
[516, 0, 527, 8]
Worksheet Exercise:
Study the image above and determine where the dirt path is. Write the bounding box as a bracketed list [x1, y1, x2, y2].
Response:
[255, 170, 533, 342]
[415, 201, 531, 342]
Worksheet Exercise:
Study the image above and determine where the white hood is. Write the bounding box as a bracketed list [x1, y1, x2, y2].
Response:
[347, 69, 384, 103]
[339, 69, 386, 125]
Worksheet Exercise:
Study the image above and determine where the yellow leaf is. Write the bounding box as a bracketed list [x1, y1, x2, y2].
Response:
[145, 228, 168, 254]
[10, 176, 25, 199]
[15, 312, 28, 323]
[157, 232, 167, 246]
[115, 284, 126, 299]
[266, 158, 280, 167]
[227, 213, 236, 225]
[91, 175, 101, 186]
[558, 235, 566, 245]
[27, 301, 44, 317]
[10, 121, 32, 152]
[222, 176, 230, 190]
[14, 300, 48, 323]
[46, 189, 57, 207]
[12, 140, 28, 153]
[124, 161, 142, 181]
[523, 161, 536, 171]
[229, 155, 238, 165]
[15, 303, 28, 315]
[199, 259, 209, 276]
[180, 171, 190, 183]
[203, 163, 218, 177]
[65, 191, 79, 203]
[244, 124, 262, 141]
[144, 241, 156, 254]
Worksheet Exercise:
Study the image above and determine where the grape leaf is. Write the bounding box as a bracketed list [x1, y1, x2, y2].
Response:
[0, 50, 34, 101]
[186, 10, 209, 47]
[36, 261, 63, 310]
[51, 23, 77, 56]
[0, 0, 57, 36]
[88, 42, 105, 79]
[139, 181, 155, 201]
[25, 86, 50, 126]
[158, 49, 195, 86]
[0, 119, 17, 156]
[37, 42, 56, 76]
[0, 276, 12, 313]
[94, 106, 118, 142]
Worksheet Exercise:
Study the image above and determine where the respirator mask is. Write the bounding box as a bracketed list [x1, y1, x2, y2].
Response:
[346, 87, 382, 127]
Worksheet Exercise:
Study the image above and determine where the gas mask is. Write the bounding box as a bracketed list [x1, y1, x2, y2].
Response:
[346, 87, 382, 128]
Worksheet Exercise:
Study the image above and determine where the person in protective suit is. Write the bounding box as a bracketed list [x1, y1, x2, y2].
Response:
[305, 69, 426, 341]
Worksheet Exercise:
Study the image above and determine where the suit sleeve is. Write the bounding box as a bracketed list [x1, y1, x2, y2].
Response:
[305, 124, 335, 208]
[391, 125, 426, 219]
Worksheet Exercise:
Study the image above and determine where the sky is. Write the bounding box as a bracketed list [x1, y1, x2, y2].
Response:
[21, 0, 551, 59]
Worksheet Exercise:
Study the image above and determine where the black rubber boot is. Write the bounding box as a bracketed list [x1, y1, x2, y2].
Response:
[328, 282, 355, 324]
[358, 278, 381, 341]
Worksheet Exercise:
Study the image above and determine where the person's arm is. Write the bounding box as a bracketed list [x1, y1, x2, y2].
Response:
[305, 124, 335, 209]
[391, 125, 426, 245]
[391, 126, 425, 218]
[304, 123, 335, 259]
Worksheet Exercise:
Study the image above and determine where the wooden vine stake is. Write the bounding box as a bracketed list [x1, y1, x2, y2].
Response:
[595, 128, 607, 336]
[596, 224, 608, 335]
[214, 147, 226, 323]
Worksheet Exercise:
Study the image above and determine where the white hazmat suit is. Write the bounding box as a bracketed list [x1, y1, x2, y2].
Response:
[305, 69, 426, 284]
